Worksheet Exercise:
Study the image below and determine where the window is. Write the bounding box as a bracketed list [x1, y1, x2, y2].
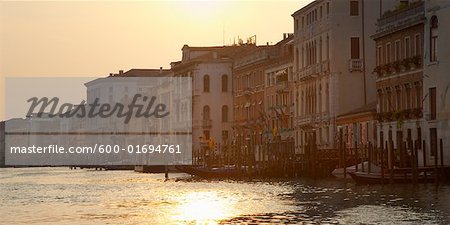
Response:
[378, 90, 384, 113]
[430, 87, 436, 120]
[377, 46, 382, 66]
[203, 130, 210, 140]
[415, 82, 422, 108]
[222, 105, 228, 122]
[222, 130, 229, 141]
[430, 16, 438, 62]
[405, 37, 410, 58]
[350, 37, 360, 59]
[327, 2, 330, 14]
[221, 74, 228, 92]
[406, 85, 411, 109]
[395, 40, 400, 61]
[414, 34, 421, 56]
[396, 87, 402, 110]
[203, 75, 210, 92]
[350, 1, 359, 16]
[203, 105, 210, 120]
[386, 43, 391, 63]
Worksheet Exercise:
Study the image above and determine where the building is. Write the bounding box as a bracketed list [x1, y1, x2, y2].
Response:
[0, 121, 5, 167]
[422, 0, 450, 165]
[372, 0, 425, 167]
[232, 42, 278, 166]
[292, 0, 397, 154]
[263, 34, 295, 152]
[171, 45, 254, 165]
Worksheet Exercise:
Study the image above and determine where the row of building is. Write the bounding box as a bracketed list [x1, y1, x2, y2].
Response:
[1, 0, 449, 168]
[163, 0, 449, 167]
[104, 0, 449, 167]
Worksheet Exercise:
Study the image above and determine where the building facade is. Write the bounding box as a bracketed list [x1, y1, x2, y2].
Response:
[263, 34, 295, 146]
[172, 45, 252, 165]
[422, 0, 450, 165]
[292, 0, 397, 154]
[232, 45, 273, 164]
[372, 0, 425, 166]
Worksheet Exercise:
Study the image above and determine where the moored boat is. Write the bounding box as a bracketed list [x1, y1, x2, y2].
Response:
[176, 165, 240, 178]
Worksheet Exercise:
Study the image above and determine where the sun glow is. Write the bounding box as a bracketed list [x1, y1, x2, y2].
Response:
[175, 1, 228, 20]
[173, 191, 235, 224]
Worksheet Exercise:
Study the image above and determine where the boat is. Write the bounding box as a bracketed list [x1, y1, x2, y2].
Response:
[175, 165, 240, 178]
[348, 169, 435, 184]
[332, 161, 381, 178]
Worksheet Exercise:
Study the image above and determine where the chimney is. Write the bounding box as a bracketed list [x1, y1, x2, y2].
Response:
[119, 70, 123, 75]
[160, 67, 163, 74]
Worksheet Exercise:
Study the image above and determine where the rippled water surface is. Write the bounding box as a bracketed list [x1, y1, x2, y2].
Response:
[1, 167, 449, 224]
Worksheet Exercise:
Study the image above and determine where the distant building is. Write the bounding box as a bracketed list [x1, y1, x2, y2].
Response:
[372, 0, 425, 166]
[292, 0, 397, 153]
[422, 0, 450, 165]
[0, 121, 5, 167]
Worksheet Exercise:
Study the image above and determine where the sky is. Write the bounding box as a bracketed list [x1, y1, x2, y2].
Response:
[0, 0, 312, 120]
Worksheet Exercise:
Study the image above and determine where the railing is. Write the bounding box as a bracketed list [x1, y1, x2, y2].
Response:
[298, 64, 321, 80]
[349, 59, 363, 72]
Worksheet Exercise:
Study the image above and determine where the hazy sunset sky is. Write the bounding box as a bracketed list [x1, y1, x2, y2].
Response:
[0, 0, 312, 120]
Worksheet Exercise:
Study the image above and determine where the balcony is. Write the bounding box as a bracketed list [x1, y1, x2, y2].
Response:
[298, 64, 321, 81]
[349, 59, 363, 72]
[373, 55, 422, 78]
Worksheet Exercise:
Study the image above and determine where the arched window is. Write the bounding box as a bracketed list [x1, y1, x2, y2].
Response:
[430, 16, 438, 62]
[221, 74, 228, 92]
[222, 105, 228, 122]
[203, 105, 210, 120]
[203, 75, 210, 92]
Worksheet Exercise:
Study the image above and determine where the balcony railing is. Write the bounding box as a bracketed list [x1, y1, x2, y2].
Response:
[349, 59, 363, 72]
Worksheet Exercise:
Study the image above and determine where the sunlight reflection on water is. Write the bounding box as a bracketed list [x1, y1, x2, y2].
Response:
[0, 167, 449, 225]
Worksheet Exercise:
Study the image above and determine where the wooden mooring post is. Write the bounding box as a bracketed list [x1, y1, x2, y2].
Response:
[435, 138, 439, 185]
[355, 141, 358, 172]
[423, 140, 427, 167]
[368, 142, 372, 173]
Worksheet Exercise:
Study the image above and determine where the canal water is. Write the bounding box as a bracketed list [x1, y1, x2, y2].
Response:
[0, 167, 449, 224]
